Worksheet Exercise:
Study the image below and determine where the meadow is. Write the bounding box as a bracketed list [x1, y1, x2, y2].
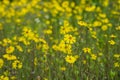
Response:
[0, 0, 120, 80]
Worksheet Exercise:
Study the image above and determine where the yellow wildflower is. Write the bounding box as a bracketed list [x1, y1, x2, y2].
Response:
[93, 21, 102, 27]
[101, 25, 108, 31]
[99, 13, 106, 18]
[114, 62, 119, 68]
[116, 26, 120, 30]
[0, 75, 9, 80]
[114, 54, 120, 58]
[83, 60, 87, 64]
[82, 47, 91, 53]
[65, 55, 77, 64]
[91, 54, 97, 60]
[85, 5, 96, 12]
[62, 1, 69, 8]
[3, 54, 17, 60]
[6, 46, 15, 54]
[78, 21, 87, 27]
[60, 26, 70, 34]
[64, 34, 76, 44]
[34, 57, 38, 66]
[12, 60, 22, 69]
[16, 45, 23, 52]
[0, 23, 3, 30]
[108, 40, 115, 45]
[60, 67, 66, 71]
[0, 59, 4, 68]
[110, 34, 117, 38]
[44, 29, 52, 34]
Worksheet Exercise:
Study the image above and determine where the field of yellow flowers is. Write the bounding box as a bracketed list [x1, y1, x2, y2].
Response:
[0, 0, 120, 80]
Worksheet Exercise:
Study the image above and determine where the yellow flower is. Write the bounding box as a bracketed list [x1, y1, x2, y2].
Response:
[12, 60, 22, 69]
[27, 49, 31, 53]
[2, 38, 12, 47]
[110, 34, 117, 38]
[103, 0, 109, 7]
[62, 1, 69, 8]
[114, 54, 120, 58]
[78, 21, 87, 27]
[34, 57, 38, 66]
[82, 47, 91, 53]
[101, 25, 108, 31]
[0, 75, 9, 80]
[65, 55, 77, 64]
[108, 40, 116, 45]
[91, 54, 97, 60]
[85, 5, 96, 12]
[3, 54, 17, 60]
[22, 27, 31, 35]
[16, 18, 21, 24]
[52, 45, 58, 51]
[63, 44, 72, 54]
[99, 13, 106, 18]
[64, 34, 76, 44]
[98, 53, 103, 56]
[44, 29, 52, 34]
[60, 26, 70, 34]
[82, 60, 87, 64]
[116, 26, 120, 30]
[60, 67, 66, 71]
[58, 40, 66, 52]
[10, 76, 16, 80]
[0, 23, 3, 30]
[42, 44, 49, 52]
[70, 2, 75, 8]
[44, 78, 48, 80]
[114, 62, 119, 68]
[16, 45, 23, 52]
[0, 59, 4, 68]
[90, 31, 97, 39]
[93, 21, 102, 27]
[102, 18, 109, 23]
[6, 46, 15, 54]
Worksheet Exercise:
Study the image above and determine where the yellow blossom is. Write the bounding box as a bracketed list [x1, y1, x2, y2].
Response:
[78, 21, 87, 27]
[0, 75, 9, 80]
[82, 47, 91, 53]
[3, 54, 17, 60]
[64, 34, 76, 44]
[16, 45, 23, 52]
[114, 62, 119, 68]
[93, 21, 102, 27]
[65, 55, 77, 64]
[6, 46, 15, 54]
[85, 5, 96, 12]
[34, 57, 38, 66]
[60, 67, 66, 71]
[110, 34, 117, 38]
[116, 26, 120, 30]
[44, 29, 52, 34]
[12, 60, 22, 69]
[99, 13, 106, 18]
[0, 23, 3, 30]
[114, 54, 120, 58]
[60, 26, 70, 34]
[108, 40, 116, 45]
[0, 59, 4, 68]
[101, 25, 108, 31]
[83, 60, 87, 64]
[91, 54, 97, 60]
